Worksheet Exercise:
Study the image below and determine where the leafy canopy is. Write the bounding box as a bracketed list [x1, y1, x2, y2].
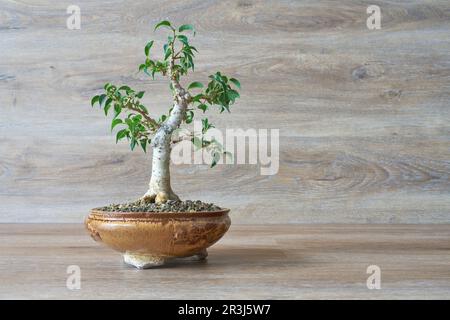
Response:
[90, 20, 241, 166]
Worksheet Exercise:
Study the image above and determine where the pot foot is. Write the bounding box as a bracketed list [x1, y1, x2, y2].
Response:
[187, 249, 208, 261]
[123, 252, 166, 269]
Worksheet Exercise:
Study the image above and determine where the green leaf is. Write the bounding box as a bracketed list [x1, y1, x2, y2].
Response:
[98, 94, 107, 106]
[178, 24, 195, 35]
[116, 129, 128, 143]
[202, 118, 214, 134]
[192, 137, 202, 150]
[211, 151, 220, 168]
[213, 72, 224, 83]
[177, 35, 189, 45]
[188, 55, 194, 71]
[130, 138, 137, 151]
[229, 78, 241, 89]
[188, 81, 203, 90]
[144, 40, 154, 56]
[140, 139, 147, 153]
[104, 83, 112, 90]
[182, 46, 193, 56]
[111, 118, 122, 131]
[185, 110, 194, 124]
[125, 118, 135, 131]
[132, 114, 142, 123]
[113, 104, 122, 118]
[118, 85, 131, 92]
[139, 104, 148, 113]
[139, 64, 146, 71]
[227, 89, 240, 101]
[192, 93, 204, 102]
[143, 67, 151, 77]
[220, 105, 230, 113]
[197, 104, 208, 113]
[136, 91, 145, 99]
[164, 47, 172, 60]
[154, 20, 172, 31]
[91, 95, 99, 107]
[159, 114, 167, 123]
[104, 97, 113, 115]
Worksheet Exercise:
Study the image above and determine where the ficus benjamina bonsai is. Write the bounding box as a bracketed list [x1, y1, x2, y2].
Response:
[90, 20, 241, 205]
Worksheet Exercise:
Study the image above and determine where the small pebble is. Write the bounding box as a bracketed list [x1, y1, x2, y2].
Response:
[98, 199, 222, 213]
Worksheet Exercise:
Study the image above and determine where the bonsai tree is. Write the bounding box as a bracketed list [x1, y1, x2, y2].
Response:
[90, 20, 240, 205]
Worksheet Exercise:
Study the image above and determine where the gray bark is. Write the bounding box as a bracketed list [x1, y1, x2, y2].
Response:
[143, 73, 190, 203]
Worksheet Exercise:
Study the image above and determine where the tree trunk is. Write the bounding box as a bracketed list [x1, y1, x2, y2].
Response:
[142, 47, 191, 204]
[145, 139, 179, 201]
[142, 85, 189, 203]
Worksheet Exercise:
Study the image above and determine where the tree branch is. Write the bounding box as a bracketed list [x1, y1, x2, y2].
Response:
[127, 104, 159, 129]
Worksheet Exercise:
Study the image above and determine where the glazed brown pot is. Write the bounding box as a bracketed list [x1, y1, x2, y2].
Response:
[85, 208, 231, 269]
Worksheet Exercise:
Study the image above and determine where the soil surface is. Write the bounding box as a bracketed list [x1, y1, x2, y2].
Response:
[97, 199, 223, 213]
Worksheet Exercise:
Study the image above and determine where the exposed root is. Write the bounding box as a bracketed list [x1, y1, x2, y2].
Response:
[141, 190, 180, 204]
[141, 193, 156, 204]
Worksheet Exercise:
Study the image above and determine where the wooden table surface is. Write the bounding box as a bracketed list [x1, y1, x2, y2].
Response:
[0, 223, 449, 299]
[2, 0, 450, 224]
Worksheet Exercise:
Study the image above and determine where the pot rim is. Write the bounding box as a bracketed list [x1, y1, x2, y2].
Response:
[88, 208, 230, 221]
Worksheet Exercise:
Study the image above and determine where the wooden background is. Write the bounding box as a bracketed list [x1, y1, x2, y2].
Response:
[0, 0, 449, 223]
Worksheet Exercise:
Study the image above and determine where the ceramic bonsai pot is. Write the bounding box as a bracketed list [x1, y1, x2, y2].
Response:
[85, 208, 231, 269]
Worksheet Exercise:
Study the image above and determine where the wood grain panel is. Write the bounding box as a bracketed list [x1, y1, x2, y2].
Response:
[0, 224, 449, 299]
[0, 1, 449, 222]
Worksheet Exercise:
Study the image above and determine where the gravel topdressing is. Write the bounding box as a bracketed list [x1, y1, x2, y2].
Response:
[97, 199, 223, 213]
